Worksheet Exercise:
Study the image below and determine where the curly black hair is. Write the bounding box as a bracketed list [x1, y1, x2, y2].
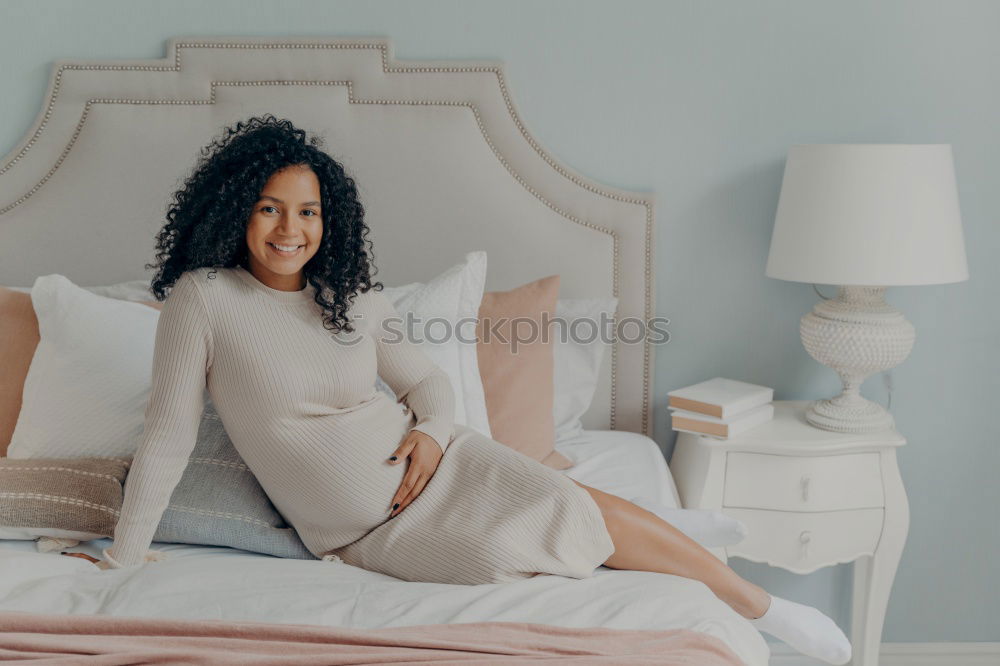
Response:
[145, 114, 383, 334]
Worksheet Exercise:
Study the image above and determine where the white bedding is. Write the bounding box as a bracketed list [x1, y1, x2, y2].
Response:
[0, 429, 769, 666]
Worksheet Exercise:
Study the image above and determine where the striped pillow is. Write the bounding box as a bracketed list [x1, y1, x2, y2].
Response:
[1, 400, 316, 560]
[0, 400, 316, 561]
[0, 457, 129, 541]
[148, 396, 315, 560]
[1, 280, 314, 560]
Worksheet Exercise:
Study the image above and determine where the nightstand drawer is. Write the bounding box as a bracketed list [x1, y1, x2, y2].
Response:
[724, 451, 883, 511]
[725, 507, 883, 574]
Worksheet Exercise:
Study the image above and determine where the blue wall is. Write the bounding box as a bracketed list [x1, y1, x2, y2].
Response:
[3, 0, 997, 643]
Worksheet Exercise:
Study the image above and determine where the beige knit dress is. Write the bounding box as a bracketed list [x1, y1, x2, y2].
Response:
[102, 265, 616, 585]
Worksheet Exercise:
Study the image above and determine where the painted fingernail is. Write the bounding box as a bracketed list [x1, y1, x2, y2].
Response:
[393, 503, 400, 510]
[389, 456, 397, 461]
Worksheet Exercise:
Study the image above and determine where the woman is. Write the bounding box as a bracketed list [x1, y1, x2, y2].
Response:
[73, 115, 849, 664]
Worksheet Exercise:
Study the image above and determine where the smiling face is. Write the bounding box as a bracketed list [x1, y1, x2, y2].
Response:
[244, 165, 324, 291]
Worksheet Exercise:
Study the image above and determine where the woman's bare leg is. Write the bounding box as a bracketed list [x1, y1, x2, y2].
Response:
[571, 478, 770, 619]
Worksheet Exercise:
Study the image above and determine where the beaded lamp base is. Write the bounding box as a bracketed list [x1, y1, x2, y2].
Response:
[806, 393, 896, 432]
[799, 286, 915, 434]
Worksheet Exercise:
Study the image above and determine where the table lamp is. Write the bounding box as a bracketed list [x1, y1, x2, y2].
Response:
[765, 144, 968, 433]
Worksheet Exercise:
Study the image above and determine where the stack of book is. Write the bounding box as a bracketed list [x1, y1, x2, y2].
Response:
[668, 377, 774, 439]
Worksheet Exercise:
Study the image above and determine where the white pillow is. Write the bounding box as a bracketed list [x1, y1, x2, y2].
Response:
[85, 279, 154, 301]
[6, 278, 153, 300]
[376, 251, 491, 438]
[553, 297, 617, 442]
[6, 274, 161, 459]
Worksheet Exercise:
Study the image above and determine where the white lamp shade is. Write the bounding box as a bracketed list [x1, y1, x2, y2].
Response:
[765, 144, 968, 286]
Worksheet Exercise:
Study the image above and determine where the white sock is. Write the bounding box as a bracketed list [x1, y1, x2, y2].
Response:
[628, 496, 749, 547]
[749, 595, 852, 665]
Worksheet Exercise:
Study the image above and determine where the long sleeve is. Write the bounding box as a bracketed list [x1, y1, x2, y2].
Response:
[368, 290, 455, 454]
[101, 272, 214, 568]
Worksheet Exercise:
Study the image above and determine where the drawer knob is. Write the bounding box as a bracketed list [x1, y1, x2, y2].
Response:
[800, 475, 811, 502]
[799, 530, 812, 559]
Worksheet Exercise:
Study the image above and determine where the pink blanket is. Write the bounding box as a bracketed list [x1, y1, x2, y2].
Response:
[0, 610, 746, 665]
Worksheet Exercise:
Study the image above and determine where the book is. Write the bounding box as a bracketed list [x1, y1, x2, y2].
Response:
[667, 377, 774, 419]
[670, 402, 775, 439]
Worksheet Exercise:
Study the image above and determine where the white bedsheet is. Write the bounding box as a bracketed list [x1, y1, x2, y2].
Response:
[0, 429, 769, 666]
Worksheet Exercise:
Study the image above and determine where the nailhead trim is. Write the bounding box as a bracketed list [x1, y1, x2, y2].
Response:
[0, 40, 653, 434]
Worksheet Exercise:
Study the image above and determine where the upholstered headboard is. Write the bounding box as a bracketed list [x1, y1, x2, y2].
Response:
[0, 37, 656, 437]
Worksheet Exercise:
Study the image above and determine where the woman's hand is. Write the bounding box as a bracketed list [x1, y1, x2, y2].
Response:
[387, 429, 443, 518]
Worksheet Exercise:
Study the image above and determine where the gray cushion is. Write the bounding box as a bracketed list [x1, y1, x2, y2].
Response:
[151, 396, 315, 560]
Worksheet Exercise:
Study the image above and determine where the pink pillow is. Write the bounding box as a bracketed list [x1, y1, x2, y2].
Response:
[0, 288, 38, 457]
[475, 275, 572, 469]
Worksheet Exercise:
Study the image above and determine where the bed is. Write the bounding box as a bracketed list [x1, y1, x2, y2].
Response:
[0, 37, 769, 665]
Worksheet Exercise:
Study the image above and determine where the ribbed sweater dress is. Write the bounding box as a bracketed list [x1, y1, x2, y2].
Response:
[102, 265, 616, 585]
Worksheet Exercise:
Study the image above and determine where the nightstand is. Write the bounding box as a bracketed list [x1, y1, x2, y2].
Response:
[670, 400, 909, 666]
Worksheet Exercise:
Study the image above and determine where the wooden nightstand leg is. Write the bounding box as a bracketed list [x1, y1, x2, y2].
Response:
[850, 454, 910, 666]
